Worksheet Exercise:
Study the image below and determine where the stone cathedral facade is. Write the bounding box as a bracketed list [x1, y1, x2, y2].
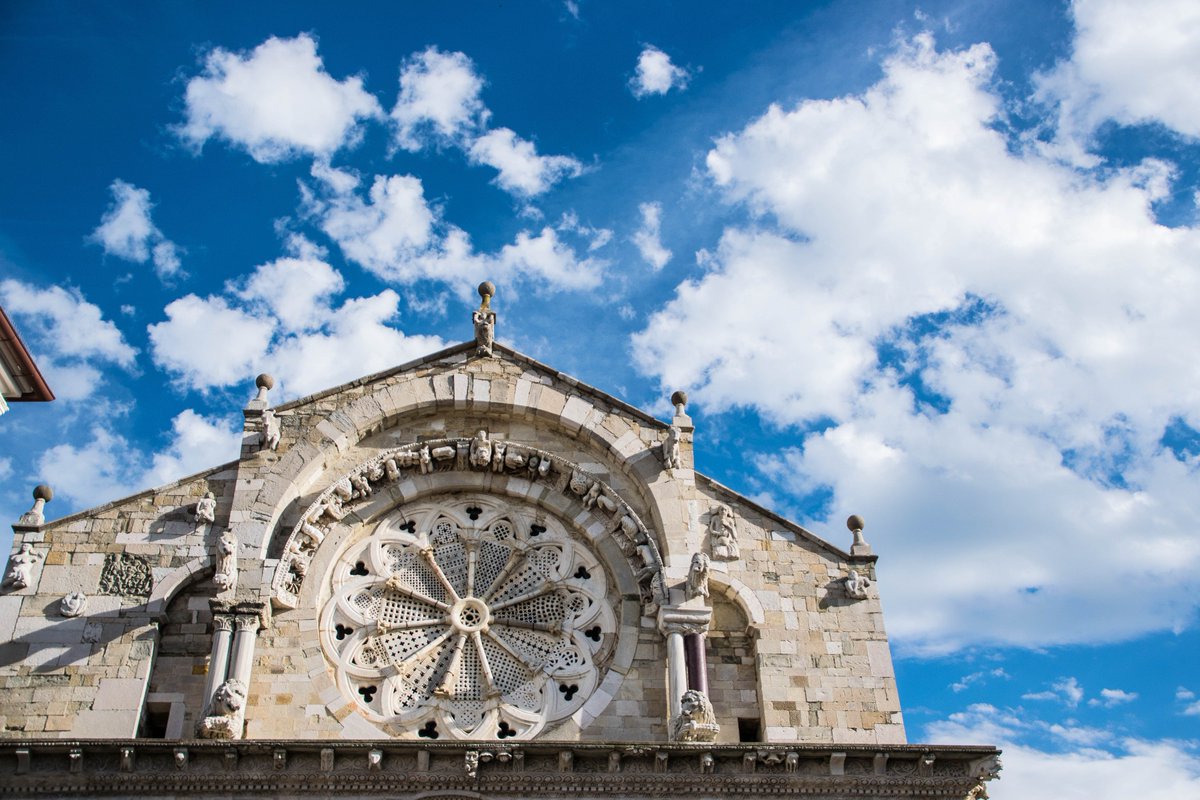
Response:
[0, 286, 999, 797]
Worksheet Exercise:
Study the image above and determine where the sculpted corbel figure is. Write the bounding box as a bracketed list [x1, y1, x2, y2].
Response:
[686, 552, 710, 600]
[569, 470, 593, 497]
[350, 471, 372, 499]
[661, 426, 682, 470]
[670, 690, 720, 742]
[213, 530, 238, 593]
[3, 543, 41, 590]
[197, 679, 248, 739]
[473, 281, 497, 357]
[470, 430, 492, 469]
[708, 504, 739, 560]
[582, 481, 602, 509]
[194, 491, 217, 525]
[844, 569, 872, 600]
[491, 441, 507, 472]
[60, 591, 88, 617]
[419, 446, 434, 475]
[261, 409, 281, 451]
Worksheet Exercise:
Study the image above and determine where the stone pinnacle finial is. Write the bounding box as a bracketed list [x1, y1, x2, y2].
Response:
[847, 514, 872, 556]
[478, 281, 495, 308]
[473, 281, 497, 356]
[671, 390, 688, 416]
[17, 484, 52, 527]
[254, 373, 275, 403]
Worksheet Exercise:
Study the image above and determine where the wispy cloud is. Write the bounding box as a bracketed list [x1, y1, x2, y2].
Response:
[89, 180, 183, 279]
[632, 201, 671, 270]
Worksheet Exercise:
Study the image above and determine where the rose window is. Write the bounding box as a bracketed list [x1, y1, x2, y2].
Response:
[320, 492, 617, 740]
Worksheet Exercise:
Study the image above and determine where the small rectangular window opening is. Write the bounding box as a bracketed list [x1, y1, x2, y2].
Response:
[738, 717, 761, 742]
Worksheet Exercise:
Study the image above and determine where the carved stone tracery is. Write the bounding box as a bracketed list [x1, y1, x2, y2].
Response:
[320, 492, 619, 741]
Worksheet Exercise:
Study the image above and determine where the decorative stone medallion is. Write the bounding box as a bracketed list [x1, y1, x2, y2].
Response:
[319, 492, 617, 741]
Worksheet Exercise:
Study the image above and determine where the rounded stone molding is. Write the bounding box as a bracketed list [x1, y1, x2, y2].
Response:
[318, 491, 620, 741]
[271, 437, 665, 614]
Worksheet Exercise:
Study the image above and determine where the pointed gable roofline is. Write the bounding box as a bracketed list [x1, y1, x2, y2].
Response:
[271, 339, 669, 432]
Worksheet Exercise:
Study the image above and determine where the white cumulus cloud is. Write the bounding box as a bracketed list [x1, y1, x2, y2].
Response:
[1036, 0, 1200, 163]
[89, 180, 182, 279]
[179, 34, 382, 163]
[0, 279, 137, 401]
[38, 410, 242, 509]
[631, 201, 671, 270]
[468, 128, 583, 197]
[926, 704, 1200, 800]
[148, 248, 446, 398]
[304, 166, 605, 293]
[392, 47, 488, 150]
[630, 45, 690, 97]
[633, 33, 1200, 653]
[389, 47, 581, 197]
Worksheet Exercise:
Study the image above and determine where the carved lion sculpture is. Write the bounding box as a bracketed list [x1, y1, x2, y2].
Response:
[198, 679, 248, 739]
[671, 689, 720, 742]
[211, 679, 247, 716]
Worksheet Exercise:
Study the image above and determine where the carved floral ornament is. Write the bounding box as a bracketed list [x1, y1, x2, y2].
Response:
[270, 435, 665, 612]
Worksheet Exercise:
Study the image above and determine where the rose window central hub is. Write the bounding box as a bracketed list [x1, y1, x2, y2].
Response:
[451, 597, 490, 633]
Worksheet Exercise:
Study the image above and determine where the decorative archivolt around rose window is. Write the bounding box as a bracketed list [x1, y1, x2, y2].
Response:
[319, 492, 618, 741]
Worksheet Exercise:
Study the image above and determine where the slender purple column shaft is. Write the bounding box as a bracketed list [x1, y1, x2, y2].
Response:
[684, 632, 708, 695]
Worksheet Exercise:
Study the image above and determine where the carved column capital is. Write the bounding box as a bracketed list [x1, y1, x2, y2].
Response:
[234, 614, 261, 634]
[212, 614, 235, 633]
[657, 606, 712, 637]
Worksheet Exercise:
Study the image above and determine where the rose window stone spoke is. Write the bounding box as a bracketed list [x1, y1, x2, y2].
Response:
[320, 492, 616, 740]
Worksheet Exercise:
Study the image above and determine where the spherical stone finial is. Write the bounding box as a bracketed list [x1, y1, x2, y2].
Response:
[33, 484, 53, 502]
[255, 373, 275, 391]
[478, 281, 496, 301]
[671, 390, 688, 408]
[846, 514, 865, 533]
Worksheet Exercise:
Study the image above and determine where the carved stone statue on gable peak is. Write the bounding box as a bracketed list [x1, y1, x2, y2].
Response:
[261, 409, 281, 452]
[473, 281, 497, 357]
[661, 426, 682, 470]
[844, 569, 872, 600]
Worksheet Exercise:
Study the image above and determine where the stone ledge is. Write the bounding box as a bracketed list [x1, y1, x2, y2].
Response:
[0, 740, 1001, 798]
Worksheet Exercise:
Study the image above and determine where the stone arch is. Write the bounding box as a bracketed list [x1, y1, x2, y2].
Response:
[147, 556, 214, 617]
[143, 563, 216, 739]
[706, 571, 767, 628]
[245, 369, 676, 562]
[269, 436, 665, 613]
[266, 438, 656, 742]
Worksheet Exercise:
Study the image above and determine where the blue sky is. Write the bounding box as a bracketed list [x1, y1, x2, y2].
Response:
[2, 1, 1199, 793]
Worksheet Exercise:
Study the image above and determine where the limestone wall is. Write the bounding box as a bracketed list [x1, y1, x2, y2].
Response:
[0, 342, 904, 747]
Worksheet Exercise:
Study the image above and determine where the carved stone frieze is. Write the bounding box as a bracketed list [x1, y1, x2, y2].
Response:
[0, 740, 1002, 797]
[270, 438, 666, 613]
[98, 553, 152, 597]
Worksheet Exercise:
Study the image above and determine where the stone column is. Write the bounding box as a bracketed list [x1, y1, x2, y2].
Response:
[665, 629, 688, 721]
[684, 632, 709, 695]
[202, 614, 234, 709]
[229, 613, 261, 688]
[658, 606, 712, 728]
